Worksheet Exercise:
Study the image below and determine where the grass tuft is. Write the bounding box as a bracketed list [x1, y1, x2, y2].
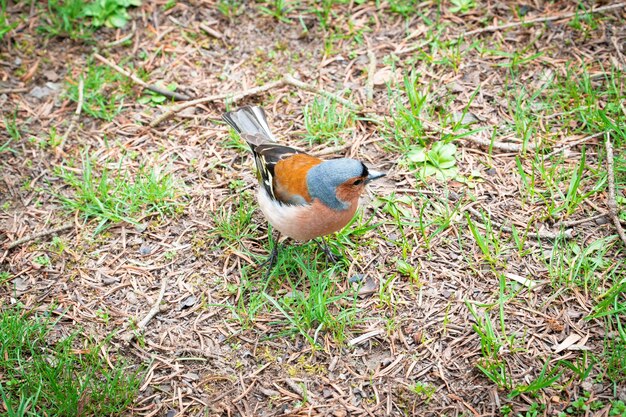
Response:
[0, 306, 140, 416]
[54, 155, 184, 233]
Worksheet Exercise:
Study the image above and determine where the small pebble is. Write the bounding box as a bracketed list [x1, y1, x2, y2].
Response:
[126, 291, 138, 304]
[178, 295, 197, 310]
[139, 244, 152, 255]
[348, 274, 364, 284]
[595, 216, 610, 225]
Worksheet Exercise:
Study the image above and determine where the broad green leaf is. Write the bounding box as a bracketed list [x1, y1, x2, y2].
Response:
[107, 13, 128, 28]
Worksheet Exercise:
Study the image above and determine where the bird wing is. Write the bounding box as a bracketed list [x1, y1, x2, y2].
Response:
[223, 106, 322, 206]
[249, 140, 321, 206]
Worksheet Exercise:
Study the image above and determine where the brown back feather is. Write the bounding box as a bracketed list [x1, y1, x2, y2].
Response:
[274, 154, 322, 204]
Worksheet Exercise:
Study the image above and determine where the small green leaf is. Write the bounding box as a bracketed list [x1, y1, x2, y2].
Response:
[107, 13, 128, 28]
[438, 143, 457, 160]
[137, 96, 151, 105]
[407, 146, 426, 162]
[438, 159, 456, 169]
[151, 95, 167, 103]
[396, 259, 415, 275]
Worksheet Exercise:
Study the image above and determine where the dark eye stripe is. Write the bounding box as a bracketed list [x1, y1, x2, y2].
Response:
[360, 163, 369, 178]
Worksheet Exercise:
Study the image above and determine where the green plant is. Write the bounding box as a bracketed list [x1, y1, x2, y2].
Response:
[210, 194, 258, 245]
[54, 154, 184, 233]
[38, 0, 93, 40]
[410, 381, 436, 401]
[303, 97, 352, 145]
[66, 63, 127, 121]
[0, 0, 18, 40]
[509, 360, 562, 398]
[0, 306, 140, 415]
[262, 264, 359, 346]
[407, 141, 459, 181]
[1, 113, 20, 155]
[259, 0, 292, 23]
[387, 71, 430, 150]
[388, 0, 419, 16]
[137, 83, 177, 106]
[449, 0, 476, 14]
[217, 0, 242, 19]
[610, 400, 626, 416]
[84, 0, 141, 28]
[33, 254, 51, 267]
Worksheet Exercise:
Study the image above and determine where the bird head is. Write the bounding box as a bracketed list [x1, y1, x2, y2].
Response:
[306, 158, 385, 210]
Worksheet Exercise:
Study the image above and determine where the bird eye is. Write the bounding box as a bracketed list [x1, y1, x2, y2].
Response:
[353, 179, 363, 186]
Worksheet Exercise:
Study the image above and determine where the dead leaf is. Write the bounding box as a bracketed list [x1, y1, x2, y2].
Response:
[504, 272, 538, 290]
[372, 67, 396, 86]
[553, 333, 581, 353]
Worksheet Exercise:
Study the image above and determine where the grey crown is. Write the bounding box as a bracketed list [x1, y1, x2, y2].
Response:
[306, 158, 366, 210]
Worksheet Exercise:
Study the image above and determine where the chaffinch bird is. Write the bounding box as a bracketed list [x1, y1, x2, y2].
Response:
[222, 105, 385, 265]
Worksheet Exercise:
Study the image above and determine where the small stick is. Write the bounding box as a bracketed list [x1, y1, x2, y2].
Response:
[543, 131, 606, 159]
[462, 2, 626, 37]
[137, 277, 168, 329]
[459, 133, 529, 153]
[0, 87, 29, 94]
[93, 53, 191, 101]
[466, 207, 574, 240]
[311, 143, 351, 157]
[4, 222, 74, 250]
[199, 23, 223, 39]
[150, 79, 287, 127]
[75, 76, 84, 116]
[104, 21, 136, 47]
[56, 77, 84, 158]
[120, 278, 168, 343]
[283, 74, 358, 110]
[555, 213, 609, 228]
[604, 132, 626, 247]
[365, 49, 377, 103]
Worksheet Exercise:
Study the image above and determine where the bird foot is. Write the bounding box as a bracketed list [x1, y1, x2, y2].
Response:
[260, 243, 279, 278]
[315, 239, 343, 264]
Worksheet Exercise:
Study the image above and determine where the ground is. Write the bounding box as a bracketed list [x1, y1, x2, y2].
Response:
[1, 1, 626, 416]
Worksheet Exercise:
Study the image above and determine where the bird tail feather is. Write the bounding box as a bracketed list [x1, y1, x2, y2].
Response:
[222, 106, 277, 145]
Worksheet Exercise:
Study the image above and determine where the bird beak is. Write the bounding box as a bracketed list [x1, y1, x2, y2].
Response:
[365, 170, 386, 184]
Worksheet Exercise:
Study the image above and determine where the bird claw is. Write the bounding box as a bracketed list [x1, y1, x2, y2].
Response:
[260, 244, 279, 278]
[315, 238, 343, 265]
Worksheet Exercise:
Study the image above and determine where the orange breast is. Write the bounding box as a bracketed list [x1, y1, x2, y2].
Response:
[290, 198, 359, 241]
[273, 154, 322, 204]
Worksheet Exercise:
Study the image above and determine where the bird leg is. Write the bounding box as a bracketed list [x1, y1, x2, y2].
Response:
[260, 230, 281, 277]
[315, 237, 342, 264]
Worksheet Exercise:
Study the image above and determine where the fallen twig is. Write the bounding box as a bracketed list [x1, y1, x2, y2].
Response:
[4, 222, 74, 250]
[56, 76, 84, 158]
[0, 87, 29, 94]
[104, 21, 136, 47]
[462, 2, 626, 37]
[365, 49, 377, 103]
[120, 277, 168, 343]
[150, 79, 287, 127]
[93, 53, 191, 101]
[283, 74, 358, 110]
[466, 206, 574, 240]
[199, 23, 223, 39]
[554, 213, 609, 228]
[544, 131, 606, 159]
[604, 132, 626, 247]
